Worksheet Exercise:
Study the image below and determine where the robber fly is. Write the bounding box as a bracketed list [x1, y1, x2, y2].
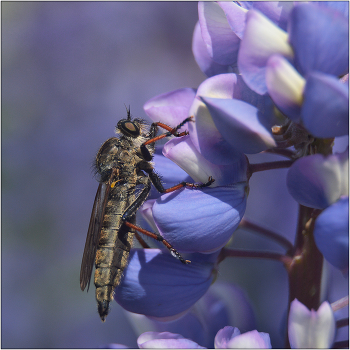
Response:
[80, 107, 214, 321]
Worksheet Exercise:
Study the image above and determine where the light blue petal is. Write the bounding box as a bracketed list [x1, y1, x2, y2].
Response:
[266, 54, 305, 121]
[301, 72, 349, 138]
[251, 2, 294, 31]
[287, 151, 349, 209]
[153, 153, 193, 187]
[114, 249, 217, 317]
[143, 88, 196, 131]
[201, 97, 276, 154]
[314, 197, 349, 271]
[138, 332, 205, 349]
[163, 136, 248, 187]
[192, 21, 232, 77]
[289, 3, 349, 76]
[198, 2, 240, 66]
[189, 74, 252, 165]
[288, 299, 336, 348]
[314, 1, 349, 19]
[238, 9, 293, 95]
[152, 184, 247, 253]
[217, 2, 247, 39]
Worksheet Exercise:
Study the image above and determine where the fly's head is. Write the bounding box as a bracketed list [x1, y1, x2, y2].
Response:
[116, 118, 142, 139]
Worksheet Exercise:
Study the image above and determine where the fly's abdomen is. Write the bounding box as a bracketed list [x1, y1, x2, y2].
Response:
[94, 192, 135, 321]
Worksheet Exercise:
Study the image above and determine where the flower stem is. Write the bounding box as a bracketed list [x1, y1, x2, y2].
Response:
[287, 205, 323, 308]
[239, 219, 294, 253]
[285, 205, 323, 347]
[248, 160, 294, 177]
[263, 148, 296, 159]
[331, 296, 349, 312]
[336, 318, 349, 329]
[219, 247, 293, 266]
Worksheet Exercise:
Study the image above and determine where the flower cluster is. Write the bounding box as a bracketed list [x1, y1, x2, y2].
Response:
[109, 2, 348, 348]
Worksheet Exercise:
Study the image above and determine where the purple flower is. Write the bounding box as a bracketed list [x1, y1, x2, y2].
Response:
[152, 183, 247, 254]
[287, 149, 348, 209]
[137, 332, 206, 349]
[193, 2, 294, 77]
[125, 282, 256, 348]
[214, 326, 271, 348]
[314, 196, 349, 272]
[114, 249, 219, 318]
[239, 3, 348, 137]
[288, 299, 336, 348]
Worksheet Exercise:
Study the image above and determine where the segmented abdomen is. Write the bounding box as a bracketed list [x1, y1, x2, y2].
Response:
[94, 186, 135, 321]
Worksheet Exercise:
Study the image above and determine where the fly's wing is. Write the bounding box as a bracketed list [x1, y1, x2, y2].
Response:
[80, 182, 110, 291]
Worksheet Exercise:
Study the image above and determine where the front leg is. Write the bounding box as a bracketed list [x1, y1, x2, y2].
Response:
[140, 117, 194, 161]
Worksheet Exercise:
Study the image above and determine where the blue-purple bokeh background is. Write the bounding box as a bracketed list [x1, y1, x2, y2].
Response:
[2, 2, 348, 348]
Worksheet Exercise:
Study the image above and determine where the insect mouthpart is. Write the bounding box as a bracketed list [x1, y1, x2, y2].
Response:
[117, 119, 141, 137]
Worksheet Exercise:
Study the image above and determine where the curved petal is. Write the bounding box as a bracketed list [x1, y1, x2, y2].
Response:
[189, 74, 251, 165]
[200, 97, 276, 154]
[163, 135, 248, 186]
[289, 3, 349, 77]
[301, 72, 349, 138]
[288, 299, 336, 348]
[127, 281, 256, 349]
[238, 9, 293, 95]
[189, 97, 240, 165]
[215, 327, 241, 348]
[287, 151, 349, 209]
[217, 2, 248, 39]
[153, 153, 193, 187]
[128, 309, 210, 348]
[251, 2, 294, 31]
[192, 21, 232, 77]
[137, 332, 205, 349]
[314, 1, 349, 19]
[152, 184, 247, 253]
[143, 88, 196, 130]
[198, 2, 240, 66]
[215, 327, 271, 348]
[198, 282, 256, 346]
[314, 197, 349, 272]
[266, 54, 305, 121]
[114, 249, 218, 318]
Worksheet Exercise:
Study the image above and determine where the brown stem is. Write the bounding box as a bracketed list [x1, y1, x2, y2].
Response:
[219, 247, 293, 266]
[285, 205, 324, 347]
[331, 296, 349, 312]
[336, 318, 349, 329]
[263, 148, 296, 159]
[240, 219, 294, 253]
[248, 160, 294, 178]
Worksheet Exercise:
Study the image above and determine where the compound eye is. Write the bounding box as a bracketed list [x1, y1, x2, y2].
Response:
[118, 120, 140, 137]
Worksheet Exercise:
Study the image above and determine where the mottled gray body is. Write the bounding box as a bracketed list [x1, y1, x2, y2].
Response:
[95, 134, 152, 319]
[81, 118, 156, 321]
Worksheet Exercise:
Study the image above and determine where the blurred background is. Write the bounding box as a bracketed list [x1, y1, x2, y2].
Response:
[2, 2, 348, 348]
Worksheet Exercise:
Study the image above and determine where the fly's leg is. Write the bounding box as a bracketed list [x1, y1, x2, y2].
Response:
[121, 181, 191, 264]
[134, 232, 150, 248]
[144, 166, 215, 193]
[124, 221, 191, 264]
[141, 116, 194, 161]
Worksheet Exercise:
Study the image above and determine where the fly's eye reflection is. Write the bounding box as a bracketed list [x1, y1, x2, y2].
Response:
[80, 111, 213, 322]
[118, 120, 140, 137]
